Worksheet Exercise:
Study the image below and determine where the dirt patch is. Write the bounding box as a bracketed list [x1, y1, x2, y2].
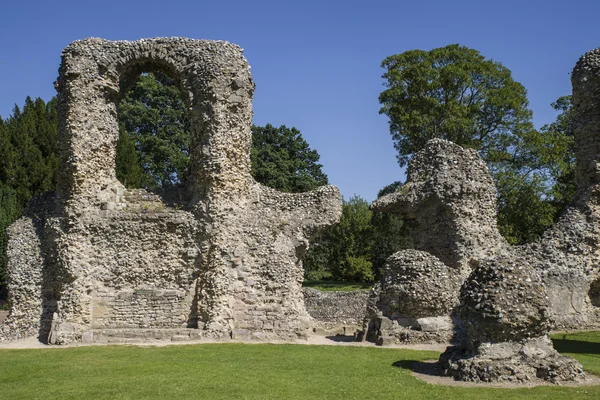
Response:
[0, 333, 450, 351]
[0, 311, 7, 325]
[407, 360, 600, 388]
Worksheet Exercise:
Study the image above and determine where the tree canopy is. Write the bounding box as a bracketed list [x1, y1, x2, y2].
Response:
[379, 44, 576, 244]
[118, 72, 190, 190]
[250, 124, 328, 192]
[116, 72, 329, 194]
[379, 44, 534, 168]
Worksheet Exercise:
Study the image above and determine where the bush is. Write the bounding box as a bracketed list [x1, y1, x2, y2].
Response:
[340, 256, 374, 283]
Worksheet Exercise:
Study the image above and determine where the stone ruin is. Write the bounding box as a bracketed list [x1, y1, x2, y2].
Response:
[361, 138, 506, 345]
[0, 38, 342, 345]
[439, 256, 584, 383]
[361, 48, 600, 383]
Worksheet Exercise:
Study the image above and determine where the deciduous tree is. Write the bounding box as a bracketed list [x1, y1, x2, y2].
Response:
[379, 44, 576, 244]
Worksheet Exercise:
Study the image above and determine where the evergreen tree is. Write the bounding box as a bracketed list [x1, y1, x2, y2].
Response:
[2, 97, 59, 207]
[115, 124, 143, 188]
[251, 124, 328, 192]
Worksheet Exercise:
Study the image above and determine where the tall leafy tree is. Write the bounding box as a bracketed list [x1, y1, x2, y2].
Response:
[379, 44, 534, 168]
[379, 44, 575, 244]
[118, 72, 190, 190]
[495, 96, 575, 244]
[541, 96, 576, 214]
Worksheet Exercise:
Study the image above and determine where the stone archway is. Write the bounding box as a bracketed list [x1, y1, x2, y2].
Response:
[1, 38, 342, 344]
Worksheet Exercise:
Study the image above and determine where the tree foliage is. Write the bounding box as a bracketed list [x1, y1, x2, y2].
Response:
[118, 72, 191, 190]
[251, 124, 328, 192]
[379, 44, 534, 168]
[495, 96, 576, 244]
[116, 72, 329, 194]
[115, 124, 143, 189]
[303, 187, 412, 283]
[380, 44, 576, 244]
[304, 195, 374, 282]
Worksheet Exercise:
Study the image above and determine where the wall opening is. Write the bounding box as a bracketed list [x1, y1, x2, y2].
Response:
[116, 70, 191, 208]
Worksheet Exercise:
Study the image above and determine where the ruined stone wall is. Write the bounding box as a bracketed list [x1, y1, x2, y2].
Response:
[302, 288, 368, 326]
[508, 48, 600, 328]
[0, 38, 342, 344]
[0, 216, 44, 340]
[366, 48, 600, 337]
[372, 139, 507, 277]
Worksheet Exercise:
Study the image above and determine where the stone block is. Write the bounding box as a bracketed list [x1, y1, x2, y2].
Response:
[416, 317, 452, 332]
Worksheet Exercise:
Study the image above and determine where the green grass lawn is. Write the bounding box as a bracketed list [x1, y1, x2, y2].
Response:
[0, 332, 599, 399]
[302, 280, 372, 291]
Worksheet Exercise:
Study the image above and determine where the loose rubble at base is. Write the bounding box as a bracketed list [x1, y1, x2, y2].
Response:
[439, 256, 585, 383]
[0, 38, 342, 345]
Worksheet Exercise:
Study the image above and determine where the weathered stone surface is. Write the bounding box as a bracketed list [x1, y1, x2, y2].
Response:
[439, 337, 585, 384]
[371, 139, 507, 276]
[440, 250, 584, 383]
[459, 256, 553, 346]
[358, 250, 461, 344]
[0, 38, 342, 344]
[376, 250, 461, 319]
[0, 215, 45, 340]
[362, 139, 508, 344]
[416, 317, 453, 332]
[302, 288, 368, 326]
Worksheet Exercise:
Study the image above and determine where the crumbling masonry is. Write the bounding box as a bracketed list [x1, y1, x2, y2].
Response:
[0, 38, 342, 344]
[362, 48, 600, 383]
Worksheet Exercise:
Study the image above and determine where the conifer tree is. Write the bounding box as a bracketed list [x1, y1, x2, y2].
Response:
[115, 125, 143, 188]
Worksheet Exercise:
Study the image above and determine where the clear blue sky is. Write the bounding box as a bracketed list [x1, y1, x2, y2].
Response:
[1, 0, 598, 201]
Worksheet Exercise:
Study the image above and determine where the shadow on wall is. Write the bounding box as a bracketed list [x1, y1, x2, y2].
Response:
[589, 278, 600, 307]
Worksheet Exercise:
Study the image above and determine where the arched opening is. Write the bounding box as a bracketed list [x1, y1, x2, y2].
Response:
[82, 62, 202, 333]
[115, 67, 192, 209]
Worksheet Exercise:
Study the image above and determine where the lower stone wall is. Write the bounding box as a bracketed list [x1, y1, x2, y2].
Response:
[302, 287, 368, 326]
[0, 217, 45, 341]
[91, 289, 193, 329]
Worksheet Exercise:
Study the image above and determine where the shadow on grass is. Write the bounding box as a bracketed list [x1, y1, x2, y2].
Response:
[393, 360, 441, 376]
[552, 337, 600, 355]
[324, 335, 355, 343]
